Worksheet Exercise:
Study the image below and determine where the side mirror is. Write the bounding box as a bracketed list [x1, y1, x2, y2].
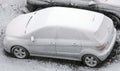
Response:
[88, 1, 96, 6]
[31, 36, 35, 42]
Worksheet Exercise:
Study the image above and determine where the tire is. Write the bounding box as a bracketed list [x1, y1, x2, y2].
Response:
[26, 2, 39, 12]
[12, 46, 29, 59]
[108, 14, 120, 29]
[82, 54, 100, 67]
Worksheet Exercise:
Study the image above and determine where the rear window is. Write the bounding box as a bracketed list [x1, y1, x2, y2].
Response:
[94, 16, 113, 41]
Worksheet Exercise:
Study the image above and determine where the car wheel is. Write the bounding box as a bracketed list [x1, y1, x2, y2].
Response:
[108, 14, 120, 29]
[26, 2, 39, 12]
[82, 54, 100, 67]
[12, 46, 29, 59]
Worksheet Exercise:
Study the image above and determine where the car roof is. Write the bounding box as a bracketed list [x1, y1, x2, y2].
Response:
[26, 7, 104, 33]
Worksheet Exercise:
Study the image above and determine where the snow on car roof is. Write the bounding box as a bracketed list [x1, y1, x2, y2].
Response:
[27, 7, 104, 33]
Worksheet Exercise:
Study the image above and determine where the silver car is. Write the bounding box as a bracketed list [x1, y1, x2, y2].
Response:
[3, 7, 116, 67]
[26, 0, 120, 29]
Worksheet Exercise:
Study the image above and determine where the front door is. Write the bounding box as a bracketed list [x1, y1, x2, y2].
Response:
[27, 26, 57, 56]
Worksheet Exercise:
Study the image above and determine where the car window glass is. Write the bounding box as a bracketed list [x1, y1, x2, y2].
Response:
[96, 0, 120, 6]
[40, 0, 51, 2]
[96, 0, 108, 2]
[26, 9, 50, 34]
[70, 0, 94, 6]
[51, 0, 70, 4]
[105, 0, 120, 5]
[57, 27, 89, 40]
[32, 26, 57, 38]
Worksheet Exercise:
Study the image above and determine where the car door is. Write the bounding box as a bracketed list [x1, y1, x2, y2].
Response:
[70, 0, 94, 7]
[27, 26, 57, 56]
[105, 0, 120, 7]
[51, 0, 70, 5]
[56, 27, 83, 59]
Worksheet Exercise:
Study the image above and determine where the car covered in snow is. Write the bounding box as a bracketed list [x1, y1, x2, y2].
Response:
[26, 0, 120, 29]
[3, 7, 116, 67]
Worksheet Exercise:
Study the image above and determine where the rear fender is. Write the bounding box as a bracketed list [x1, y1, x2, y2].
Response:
[80, 49, 100, 61]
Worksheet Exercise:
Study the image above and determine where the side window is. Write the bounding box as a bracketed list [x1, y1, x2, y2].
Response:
[32, 26, 57, 39]
[96, 0, 106, 2]
[57, 27, 89, 40]
[70, 0, 94, 6]
[52, 0, 70, 5]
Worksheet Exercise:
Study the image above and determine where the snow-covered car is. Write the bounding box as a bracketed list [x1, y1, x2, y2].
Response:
[3, 7, 116, 67]
[26, 0, 120, 29]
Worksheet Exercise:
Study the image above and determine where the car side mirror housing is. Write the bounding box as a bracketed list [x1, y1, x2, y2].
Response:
[31, 36, 35, 42]
[88, 1, 96, 6]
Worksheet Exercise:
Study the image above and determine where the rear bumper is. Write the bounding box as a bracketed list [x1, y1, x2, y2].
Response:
[97, 28, 116, 61]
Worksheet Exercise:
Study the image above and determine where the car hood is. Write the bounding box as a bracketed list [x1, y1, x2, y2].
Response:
[5, 12, 36, 37]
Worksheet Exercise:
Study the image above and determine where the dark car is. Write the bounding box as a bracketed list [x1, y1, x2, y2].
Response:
[26, 0, 120, 29]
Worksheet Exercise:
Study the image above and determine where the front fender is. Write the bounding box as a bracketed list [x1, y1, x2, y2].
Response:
[3, 36, 30, 53]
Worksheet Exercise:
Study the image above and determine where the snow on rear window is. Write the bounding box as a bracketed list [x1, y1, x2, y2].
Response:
[94, 16, 113, 41]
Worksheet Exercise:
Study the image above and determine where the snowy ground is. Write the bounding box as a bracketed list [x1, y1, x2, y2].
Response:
[1, 0, 120, 71]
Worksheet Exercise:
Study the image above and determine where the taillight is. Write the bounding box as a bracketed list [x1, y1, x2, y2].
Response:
[96, 45, 106, 51]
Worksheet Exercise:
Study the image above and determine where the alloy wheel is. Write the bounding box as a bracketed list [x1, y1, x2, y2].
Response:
[12, 46, 28, 59]
[83, 55, 100, 67]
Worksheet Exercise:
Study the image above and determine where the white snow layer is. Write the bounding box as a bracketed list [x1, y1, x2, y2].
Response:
[0, 0, 120, 71]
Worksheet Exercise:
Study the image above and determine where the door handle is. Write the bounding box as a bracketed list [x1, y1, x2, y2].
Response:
[72, 43, 78, 46]
[88, 1, 96, 6]
[31, 36, 35, 42]
[50, 42, 55, 45]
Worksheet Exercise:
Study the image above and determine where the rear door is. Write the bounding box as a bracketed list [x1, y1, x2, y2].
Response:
[70, 0, 94, 7]
[56, 27, 83, 58]
[51, 0, 70, 5]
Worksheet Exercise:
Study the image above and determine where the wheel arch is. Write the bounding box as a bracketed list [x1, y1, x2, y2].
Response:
[10, 45, 30, 56]
[80, 49, 100, 61]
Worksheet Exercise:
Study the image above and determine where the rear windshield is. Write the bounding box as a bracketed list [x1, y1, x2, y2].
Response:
[94, 16, 113, 41]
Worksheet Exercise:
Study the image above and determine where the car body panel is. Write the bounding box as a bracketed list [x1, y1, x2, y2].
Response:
[26, 27, 57, 56]
[79, 28, 116, 61]
[96, 0, 120, 7]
